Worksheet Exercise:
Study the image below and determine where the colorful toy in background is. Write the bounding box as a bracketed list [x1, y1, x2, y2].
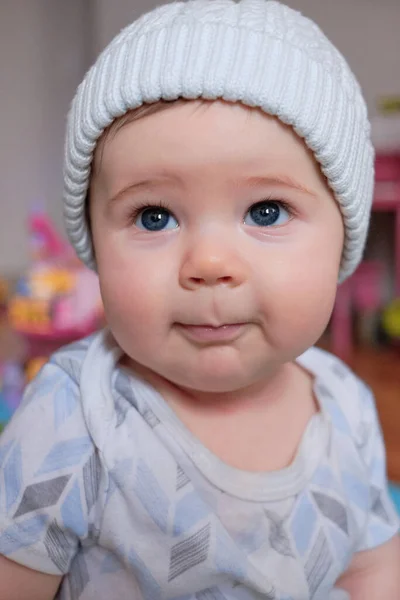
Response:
[0, 207, 104, 430]
[25, 356, 47, 383]
[381, 299, 400, 347]
[8, 207, 104, 352]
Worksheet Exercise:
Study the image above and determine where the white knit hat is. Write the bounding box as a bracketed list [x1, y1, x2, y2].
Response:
[63, 0, 374, 281]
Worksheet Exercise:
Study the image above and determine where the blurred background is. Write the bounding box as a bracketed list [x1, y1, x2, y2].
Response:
[0, 0, 399, 498]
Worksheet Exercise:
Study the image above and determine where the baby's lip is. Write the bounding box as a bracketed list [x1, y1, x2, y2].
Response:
[178, 322, 243, 327]
[175, 322, 247, 343]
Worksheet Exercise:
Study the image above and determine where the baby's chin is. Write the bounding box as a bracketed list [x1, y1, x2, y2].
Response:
[164, 358, 276, 395]
[175, 376, 251, 395]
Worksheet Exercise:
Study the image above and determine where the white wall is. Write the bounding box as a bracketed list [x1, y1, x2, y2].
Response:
[92, 0, 400, 118]
[91, 0, 156, 56]
[0, 0, 91, 275]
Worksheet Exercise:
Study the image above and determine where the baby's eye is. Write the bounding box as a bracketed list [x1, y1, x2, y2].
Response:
[244, 200, 291, 227]
[135, 207, 179, 231]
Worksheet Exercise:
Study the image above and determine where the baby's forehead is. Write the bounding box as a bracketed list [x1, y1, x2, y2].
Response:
[94, 99, 310, 173]
[90, 99, 331, 209]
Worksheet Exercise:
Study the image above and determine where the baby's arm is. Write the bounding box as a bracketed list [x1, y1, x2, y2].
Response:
[335, 378, 400, 598]
[0, 357, 99, 599]
[336, 534, 400, 598]
[0, 555, 62, 600]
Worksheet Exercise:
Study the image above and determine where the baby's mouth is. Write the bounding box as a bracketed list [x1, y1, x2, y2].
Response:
[175, 322, 246, 343]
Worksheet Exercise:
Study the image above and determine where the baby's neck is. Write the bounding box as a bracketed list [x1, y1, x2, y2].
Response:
[122, 357, 318, 472]
[167, 362, 305, 416]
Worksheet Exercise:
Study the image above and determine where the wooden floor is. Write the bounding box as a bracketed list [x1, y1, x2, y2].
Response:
[345, 345, 400, 483]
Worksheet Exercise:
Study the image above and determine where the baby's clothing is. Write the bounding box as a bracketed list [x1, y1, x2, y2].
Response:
[0, 330, 398, 599]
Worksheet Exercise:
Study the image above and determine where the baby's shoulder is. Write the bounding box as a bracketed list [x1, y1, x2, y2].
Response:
[15, 332, 103, 426]
[300, 346, 375, 442]
[47, 333, 97, 385]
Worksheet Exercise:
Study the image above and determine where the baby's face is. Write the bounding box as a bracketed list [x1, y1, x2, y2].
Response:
[90, 100, 344, 393]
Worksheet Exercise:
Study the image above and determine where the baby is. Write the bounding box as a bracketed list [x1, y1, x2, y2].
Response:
[0, 1, 399, 599]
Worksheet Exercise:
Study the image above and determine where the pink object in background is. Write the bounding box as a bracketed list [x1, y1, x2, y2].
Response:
[374, 152, 400, 297]
[29, 209, 71, 262]
[331, 151, 400, 358]
[352, 261, 385, 312]
[9, 207, 104, 360]
[331, 261, 386, 358]
[375, 153, 400, 182]
[52, 269, 102, 333]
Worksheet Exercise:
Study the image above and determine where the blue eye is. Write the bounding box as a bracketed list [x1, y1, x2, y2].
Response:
[135, 207, 179, 231]
[244, 201, 291, 227]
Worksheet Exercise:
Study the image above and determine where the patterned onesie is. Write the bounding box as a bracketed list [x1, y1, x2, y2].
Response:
[0, 330, 398, 599]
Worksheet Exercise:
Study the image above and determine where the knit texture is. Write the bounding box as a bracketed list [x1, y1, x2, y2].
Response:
[63, 0, 374, 281]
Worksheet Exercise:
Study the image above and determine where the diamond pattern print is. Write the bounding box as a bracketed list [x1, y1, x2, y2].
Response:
[54, 380, 79, 430]
[311, 465, 338, 495]
[370, 486, 391, 523]
[4, 443, 23, 512]
[169, 522, 211, 581]
[114, 393, 130, 427]
[142, 404, 160, 429]
[61, 480, 86, 537]
[69, 552, 90, 598]
[177, 465, 190, 491]
[114, 371, 133, 401]
[330, 361, 349, 380]
[109, 458, 133, 493]
[0, 335, 398, 599]
[341, 471, 369, 512]
[0, 514, 48, 555]
[315, 383, 333, 400]
[36, 437, 93, 476]
[135, 459, 170, 533]
[311, 492, 348, 535]
[173, 490, 210, 537]
[44, 520, 75, 572]
[14, 475, 71, 518]
[265, 510, 295, 558]
[326, 523, 351, 567]
[291, 492, 318, 556]
[305, 529, 332, 598]
[196, 587, 227, 600]
[83, 451, 101, 512]
[321, 400, 351, 436]
[56, 356, 82, 384]
[27, 367, 64, 399]
[101, 550, 123, 574]
[215, 525, 247, 583]
[114, 372, 133, 426]
[129, 546, 162, 600]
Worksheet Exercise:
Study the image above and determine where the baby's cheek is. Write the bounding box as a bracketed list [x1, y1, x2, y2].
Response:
[259, 250, 338, 344]
[98, 259, 169, 354]
[101, 279, 153, 326]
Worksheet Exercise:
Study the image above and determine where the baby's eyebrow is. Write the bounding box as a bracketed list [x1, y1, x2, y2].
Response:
[108, 173, 318, 204]
[108, 177, 177, 203]
[233, 175, 318, 198]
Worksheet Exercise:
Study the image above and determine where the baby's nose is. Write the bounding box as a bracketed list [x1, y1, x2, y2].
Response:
[179, 237, 247, 290]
